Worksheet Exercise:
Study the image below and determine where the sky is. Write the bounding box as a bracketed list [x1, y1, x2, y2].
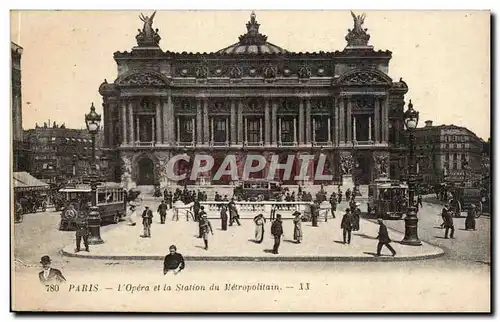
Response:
[10, 10, 490, 139]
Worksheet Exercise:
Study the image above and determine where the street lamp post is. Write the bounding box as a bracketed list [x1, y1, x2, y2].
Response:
[401, 100, 422, 246]
[85, 102, 103, 245]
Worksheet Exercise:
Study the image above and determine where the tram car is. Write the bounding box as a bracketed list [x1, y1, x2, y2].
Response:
[367, 178, 409, 220]
[58, 182, 127, 230]
[233, 180, 282, 201]
[448, 186, 484, 218]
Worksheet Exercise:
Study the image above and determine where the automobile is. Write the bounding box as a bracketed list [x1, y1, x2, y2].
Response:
[58, 182, 127, 230]
[367, 178, 409, 220]
[233, 180, 282, 201]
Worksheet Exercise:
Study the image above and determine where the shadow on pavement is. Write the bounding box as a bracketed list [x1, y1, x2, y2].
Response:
[363, 252, 378, 257]
[333, 240, 345, 244]
[263, 249, 274, 254]
[283, 239, 297, 244]
[354, 233, 376, 240]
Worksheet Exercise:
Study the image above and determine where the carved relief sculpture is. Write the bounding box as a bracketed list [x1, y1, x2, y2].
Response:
[298, 65, 312, 79]
[343, 71, 388, 85]
[373, 153, 389, 178]
[196, 59, 209, 79]
[118, 72, 167, 86]
[340, 155, 353, 175]
[120, 155, 134, 189]
[229, 66, 243, 78]
[263, 64, 277, 80]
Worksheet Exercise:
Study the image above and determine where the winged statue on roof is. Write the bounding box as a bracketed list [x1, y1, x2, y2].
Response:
[350, 11, 366, 33]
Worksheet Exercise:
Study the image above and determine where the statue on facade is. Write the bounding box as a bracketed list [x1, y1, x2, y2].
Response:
[373, 154, 389, 178]
[345, 11, 371, 47]
[136, 11, 161, 47]
[351, 11, 366, 34]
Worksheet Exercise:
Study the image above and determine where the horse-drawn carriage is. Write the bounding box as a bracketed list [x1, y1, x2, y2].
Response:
[233, 180, 282, 201]
[448, 186, 484, 218]
[18, 194, 48, 214]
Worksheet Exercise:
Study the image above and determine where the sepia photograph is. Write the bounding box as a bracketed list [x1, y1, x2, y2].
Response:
[10, 9, 491, 312]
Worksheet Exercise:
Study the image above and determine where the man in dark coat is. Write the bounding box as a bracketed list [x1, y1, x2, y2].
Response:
[163, 245, 185, 275]
[271, 214, 284, 254]
[197, 206, 207, 238]
[376, 219, 396, 256]
[228, 199, 241, 226]
[193, 198, 201, 222]
[340, 208, 353, 244]
[329, 193, 337, 219]
[75, 214, 89, 252]
[199, 214, 213, 250]
[157, 200, 168, 224]
[142, 206, 153, 237]
[310, 201, 319, 227]
[220, 204, 228, 231]
[39, 255, 66, 285]
[417, 194, 423, 208]
[465, 204, 477, 231]
[443, 205, 455, 239]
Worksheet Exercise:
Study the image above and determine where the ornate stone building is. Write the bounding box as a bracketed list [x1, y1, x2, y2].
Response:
[99, 12, 408, 189]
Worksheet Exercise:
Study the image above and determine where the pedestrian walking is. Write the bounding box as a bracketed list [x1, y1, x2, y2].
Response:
[352, 202, 361, 231]
[440, 204, 449, 229]
[465, 205, 477, 231]
[126, 205, 137, 226]
[442, 205, 455, 239]
[163, 245, 185, 275]
[293, 211, 303, 244]
[75, 214, 89, 252]
[199, 214, 213, 250]
[340, 208, 353, 245]
[271, 214, 283, 254]
[193, 198, 201, 222]
[157, 200, 168, 224]
[311, 201, 319, 227]
[376, 219, 396, 256]
[346, 188, 352, 202]
[253, 213, 266, 243]
[197, 206, 207, 238]
[417, 194, 423, 208]
[330, 193, 337, 219]
[229, 199, 241, 226]
[338, 189, 343, 204]
[142, 206, 153, 238]
[220, 204, 228, 231]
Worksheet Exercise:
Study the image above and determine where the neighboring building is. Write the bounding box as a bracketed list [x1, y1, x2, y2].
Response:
[412, 120, 484, 185]
[98, 12, 408, 189]
[24, 122, 107, 183]
[12, 42, 30, 172]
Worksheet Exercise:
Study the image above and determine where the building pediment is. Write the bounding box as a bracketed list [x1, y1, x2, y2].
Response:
[335, 68, 392, 86]
[116, 71, 170, 87]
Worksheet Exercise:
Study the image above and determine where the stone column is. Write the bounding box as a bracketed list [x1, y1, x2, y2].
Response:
[121, 100, 127, 145]
[278, 117, 282, 145]
[176, 117, 180, 142]
[293, 117, 297, 144]
[230, 100, 237, 145]
[237, 100, 243, 144]
[128, 101, 134, 144]
[152, 117, 155, 143]
[346, 98, 352, 143]
[203, 98, 209, 144]
[135, 116, 139, 143]
[384, 96, 390, 143]
[374, 97, 380, 143]
[196, 99, 203, 144]
[368, 115, 372, 141]
[327, 117, 331, 143]
[353, 116, 357, 142]
[334, 97, 339, 144]
[167, 93, 175, 144]
[339, 97, 345, 144]
[155, 99, 162, 144]
[264, 100, 271, 145]
[305, 98, 311, 144]
[161, 98, 167, 144]
[271, 101, 277, 145]
[298, 99, 304, 144]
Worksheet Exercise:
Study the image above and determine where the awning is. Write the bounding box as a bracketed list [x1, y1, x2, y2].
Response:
[13, 172, 50, 192]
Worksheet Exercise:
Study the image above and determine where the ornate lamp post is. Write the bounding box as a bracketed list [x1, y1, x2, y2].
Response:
[401, 100, 422, 246]
[85, 102, 104, 245]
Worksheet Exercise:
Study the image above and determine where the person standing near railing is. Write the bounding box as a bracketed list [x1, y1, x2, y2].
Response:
[229, 199, 241, 226]
[220, 204, 228, 231]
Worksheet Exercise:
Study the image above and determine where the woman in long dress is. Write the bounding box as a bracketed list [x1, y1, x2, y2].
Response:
[293, 211, 303, 244]
[465, 204, 477, 231]
[253, 214, 266, 243]
[126, 205, 137, 226]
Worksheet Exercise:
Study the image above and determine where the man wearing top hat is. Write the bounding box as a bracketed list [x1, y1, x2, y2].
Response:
[39, 255, 66, 285]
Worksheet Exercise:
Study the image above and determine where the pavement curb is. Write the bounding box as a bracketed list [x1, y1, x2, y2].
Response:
[60, 249, 444, 262]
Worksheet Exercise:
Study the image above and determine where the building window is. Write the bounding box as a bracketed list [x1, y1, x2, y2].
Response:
[281, 117, 294, 143]
[212, 118, 227, 143]
[178, 116, 194, 143]
[313, 116, 329, 143]
[246, 117, 261, 144]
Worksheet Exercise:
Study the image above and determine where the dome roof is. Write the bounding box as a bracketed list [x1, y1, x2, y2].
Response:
[216, 12, 288, 55]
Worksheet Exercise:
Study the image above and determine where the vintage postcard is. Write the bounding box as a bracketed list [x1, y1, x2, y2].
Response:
[10, 10, 491, 312]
